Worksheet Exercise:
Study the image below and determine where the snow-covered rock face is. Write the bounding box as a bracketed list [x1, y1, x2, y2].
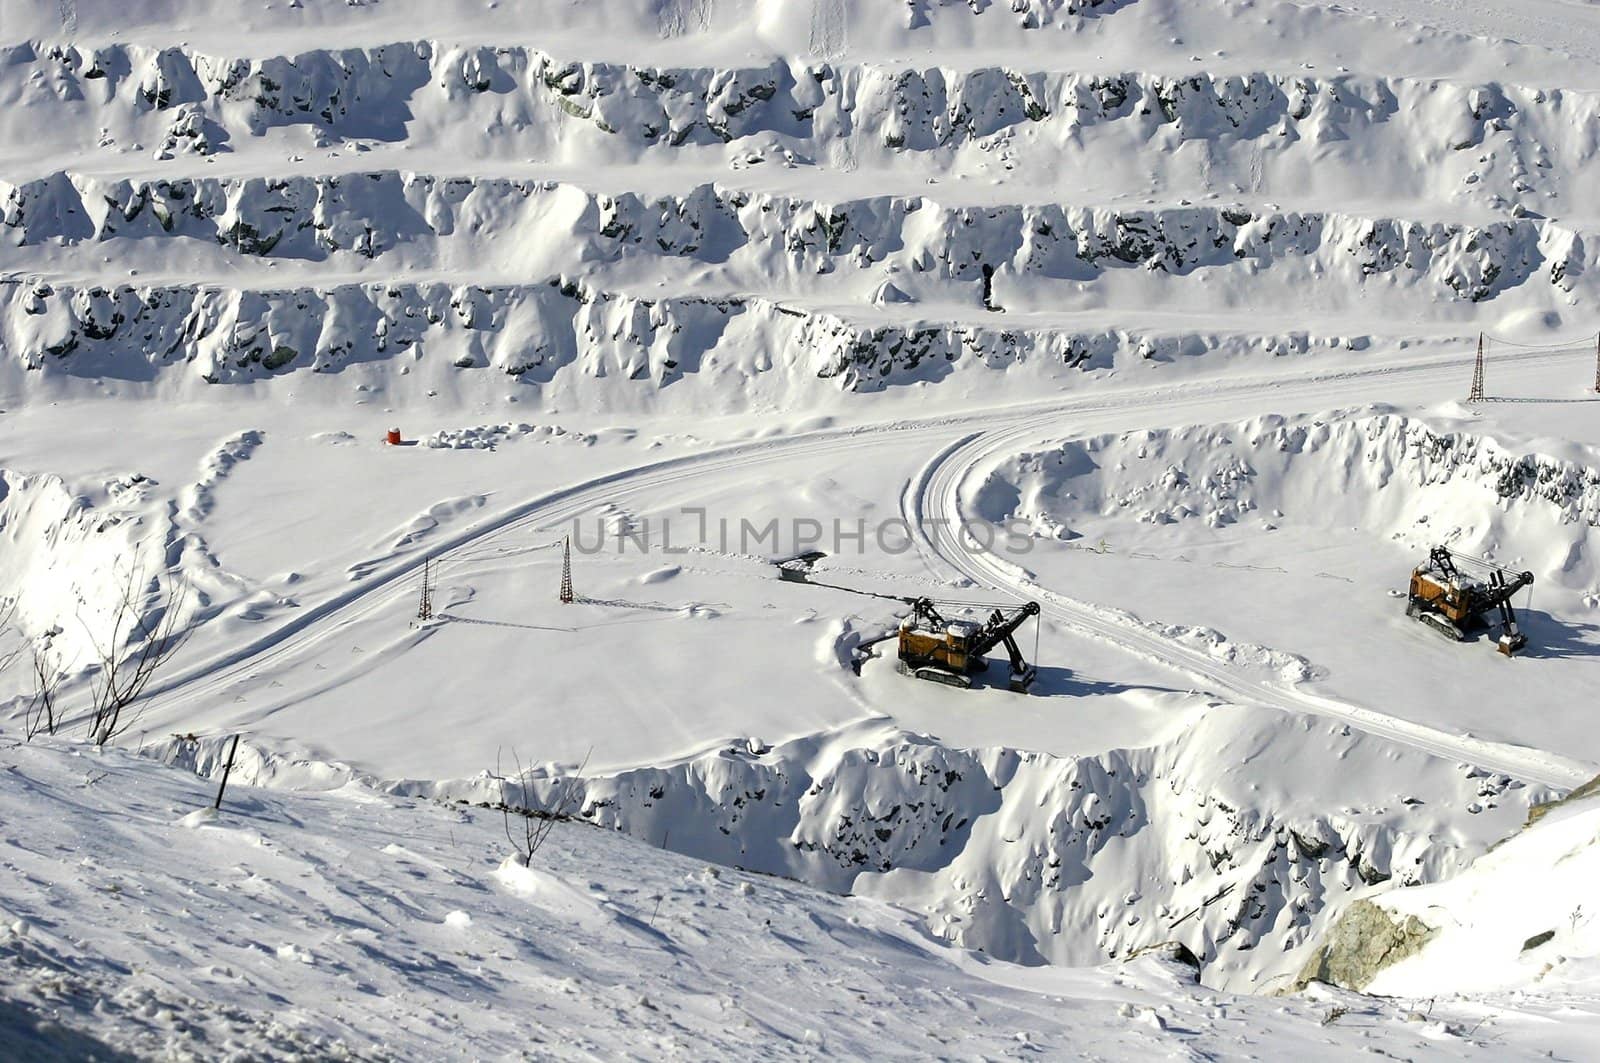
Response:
[977, 412, 1600, 608]
[479, 704, 1547, 992]
[0, 173, 1590, 396]
[2, 276, 1402, 396]
[6, 42, 1599, 207]
[1303, 787, 1600, 998]
[2, 34, 1597, 399]
[2, 278, 739, 385]
[0, 433, 273, 687]
[158, 712, 1541, 994]
[21, 43, 810, 154]
[0, 471, 145, 673]
[2, 173, 1579, 303]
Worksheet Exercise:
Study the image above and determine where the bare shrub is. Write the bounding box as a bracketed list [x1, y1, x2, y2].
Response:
[80, 565, 191, 747]
[498, 747, 591, 865]
[0, 598, 18, 679]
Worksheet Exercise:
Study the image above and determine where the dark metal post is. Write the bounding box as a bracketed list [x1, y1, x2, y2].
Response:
[214, 733, 242, 810]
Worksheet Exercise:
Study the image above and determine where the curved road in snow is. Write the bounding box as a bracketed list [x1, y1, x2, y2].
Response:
[141, 346, 1596, 788]
[904, 418, 1594, 791]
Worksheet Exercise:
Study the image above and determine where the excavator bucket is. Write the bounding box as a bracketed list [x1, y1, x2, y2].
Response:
[1008, 666, 1038, 694]
[1497, 632, 1528, 657]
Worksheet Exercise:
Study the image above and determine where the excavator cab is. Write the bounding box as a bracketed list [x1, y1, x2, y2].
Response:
[896, 603, 975, 687]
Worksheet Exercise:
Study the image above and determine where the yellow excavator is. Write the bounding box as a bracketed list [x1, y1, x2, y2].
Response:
[894, 596, 1041, 692]
[1407, 546, 1534, 656]
[777, 555, 1043, 693]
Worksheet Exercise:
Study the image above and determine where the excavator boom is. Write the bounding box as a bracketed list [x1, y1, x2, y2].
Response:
[970, 603, 1042, 658]
[971, 602, 1042, 692]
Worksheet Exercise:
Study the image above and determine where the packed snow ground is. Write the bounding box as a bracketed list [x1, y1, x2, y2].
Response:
[4, 0, 1600, 1055]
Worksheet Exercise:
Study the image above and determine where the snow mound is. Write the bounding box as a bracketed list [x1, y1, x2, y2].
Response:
[422, 421, 589, 450]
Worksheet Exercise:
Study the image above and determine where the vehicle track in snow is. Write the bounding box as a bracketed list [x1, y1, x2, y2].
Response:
[135, 426, 898, 724]
[1281, 0, 1600, 67]
[135, 346, 1596, 787]
[903, 358, 1597, 791]
[810, 0, 847, 61]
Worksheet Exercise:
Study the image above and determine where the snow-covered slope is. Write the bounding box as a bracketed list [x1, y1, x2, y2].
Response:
[0, 736, 1248, 1059]
[133, 693, 1553, 993]
[977, 410, 1600, 610]
[6, 736, 1600, 1060]
[492, 702, 1550, 993]
[4, 0, 1600, 1055]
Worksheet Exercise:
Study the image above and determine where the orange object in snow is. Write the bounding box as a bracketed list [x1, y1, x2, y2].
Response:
[385, 428, 402, 445]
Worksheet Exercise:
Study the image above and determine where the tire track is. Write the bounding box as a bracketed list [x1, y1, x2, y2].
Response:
[133, 346, 1592, 770]
[810, 0, 847, 60]
[902, 363, 1596, 790]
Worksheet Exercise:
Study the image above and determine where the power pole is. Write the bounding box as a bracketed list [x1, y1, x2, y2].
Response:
[1468, 333, 1486, 402]
[1593, 332, 1600, 393]
[559, 537, 575, 604]
[417, 555, 434, 621]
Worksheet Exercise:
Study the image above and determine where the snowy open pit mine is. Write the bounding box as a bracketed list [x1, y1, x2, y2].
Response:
[5, 0, 1600, 1057]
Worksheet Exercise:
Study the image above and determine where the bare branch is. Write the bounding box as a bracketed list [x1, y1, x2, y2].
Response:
[22, 646, 62, 741]
[0, 597, 21, 680]
[81, 563, 192, 747]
